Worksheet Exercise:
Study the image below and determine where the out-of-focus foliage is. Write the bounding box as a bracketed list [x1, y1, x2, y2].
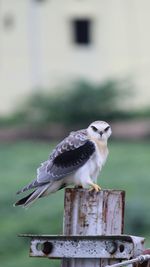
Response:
[0, 80, 136, 125]
[0, 79, 150, 128]
[19, 80, 130, 126]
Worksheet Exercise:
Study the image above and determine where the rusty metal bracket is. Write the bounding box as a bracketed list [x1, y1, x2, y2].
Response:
[19, 234, 144, 259]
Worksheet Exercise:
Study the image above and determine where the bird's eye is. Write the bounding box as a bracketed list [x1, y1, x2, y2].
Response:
[104, 126, 110, 132]
[91, 126, 98, 132]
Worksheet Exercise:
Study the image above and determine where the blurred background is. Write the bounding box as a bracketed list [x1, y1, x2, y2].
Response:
[0, 1, 150, 267]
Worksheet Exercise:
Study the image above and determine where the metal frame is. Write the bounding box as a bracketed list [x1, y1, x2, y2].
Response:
[19, 189, 146, 267]
[20, 234, 144, 259]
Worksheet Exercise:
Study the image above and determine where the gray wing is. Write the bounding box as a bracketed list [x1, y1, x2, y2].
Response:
[37, 129, 95, 182]
[17, 129, 95, 194]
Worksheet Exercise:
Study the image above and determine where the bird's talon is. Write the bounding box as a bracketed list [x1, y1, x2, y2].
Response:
[88, 184, 101, 192]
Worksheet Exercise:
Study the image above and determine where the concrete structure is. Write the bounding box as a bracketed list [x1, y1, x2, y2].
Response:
[0, 0, 150, 115]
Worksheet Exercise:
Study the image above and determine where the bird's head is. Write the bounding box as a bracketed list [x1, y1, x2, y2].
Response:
[87, 121, 112, 142]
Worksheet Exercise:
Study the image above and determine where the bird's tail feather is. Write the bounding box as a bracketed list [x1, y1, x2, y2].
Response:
[16, 179, 43, 195]
[14, 184, 50, 208]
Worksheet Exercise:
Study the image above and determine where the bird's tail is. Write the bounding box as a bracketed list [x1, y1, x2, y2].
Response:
[14, 184, 50, 208]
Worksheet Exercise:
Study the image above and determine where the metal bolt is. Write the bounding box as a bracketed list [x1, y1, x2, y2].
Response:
[119, 244, 124, 253]
[42, 241, 54, 255]
[107, 241, 118, 254]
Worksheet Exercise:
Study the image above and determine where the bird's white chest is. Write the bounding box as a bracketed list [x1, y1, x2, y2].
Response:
[94, 140, 108, 166]
[70, 140, 108, 186]
[88, 144, 108, 177]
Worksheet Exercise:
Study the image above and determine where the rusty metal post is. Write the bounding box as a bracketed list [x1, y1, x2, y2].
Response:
[20, 188, 145, 264]
[62, 188, 125, 267]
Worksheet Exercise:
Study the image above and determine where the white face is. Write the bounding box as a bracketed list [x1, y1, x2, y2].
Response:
[87, 121, 112, 141]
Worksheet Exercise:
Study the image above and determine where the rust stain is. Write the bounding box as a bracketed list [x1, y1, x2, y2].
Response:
[67, 189, 76, 203]
[64, 189, 77, 235]
[102, 191, 108, 225]
[121, 191, 125, 234]
[79, 210, 87, 228]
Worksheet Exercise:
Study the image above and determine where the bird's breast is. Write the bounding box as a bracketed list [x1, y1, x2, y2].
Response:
[91, 139, 109, 167]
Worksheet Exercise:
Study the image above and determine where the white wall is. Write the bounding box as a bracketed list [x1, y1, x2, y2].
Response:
[0, 0, 150, 114]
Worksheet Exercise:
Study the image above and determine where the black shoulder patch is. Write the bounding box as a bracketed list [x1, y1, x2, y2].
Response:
[54, 141, 95, 168]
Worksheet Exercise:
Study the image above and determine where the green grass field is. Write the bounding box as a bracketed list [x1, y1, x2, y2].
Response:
[0, 140, 150, 267]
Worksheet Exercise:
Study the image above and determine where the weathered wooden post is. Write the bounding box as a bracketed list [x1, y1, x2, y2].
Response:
[62, 188, 125, 267]
[21, 188, 146, 267]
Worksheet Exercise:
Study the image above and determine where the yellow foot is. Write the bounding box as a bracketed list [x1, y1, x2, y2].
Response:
[88, 183, 101, 192]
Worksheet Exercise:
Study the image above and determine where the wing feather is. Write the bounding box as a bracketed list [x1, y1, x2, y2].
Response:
[17, 129, 95, 194]
[50, 141, 95, 179]
[37, 130, 95, 183]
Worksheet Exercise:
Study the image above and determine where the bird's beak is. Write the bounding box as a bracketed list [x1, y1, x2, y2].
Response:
[99, 131, 103, 137]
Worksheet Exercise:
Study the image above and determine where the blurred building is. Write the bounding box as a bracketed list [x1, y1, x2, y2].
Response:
[0, 0, 150, 114]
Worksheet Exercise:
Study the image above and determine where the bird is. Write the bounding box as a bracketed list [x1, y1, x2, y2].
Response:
[14, 121, 112, 207]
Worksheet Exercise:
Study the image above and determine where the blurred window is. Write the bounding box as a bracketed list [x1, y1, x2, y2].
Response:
[3, 14, 14, 29]
[34, 0, 46, 3]
[72, 19, 91, 45]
